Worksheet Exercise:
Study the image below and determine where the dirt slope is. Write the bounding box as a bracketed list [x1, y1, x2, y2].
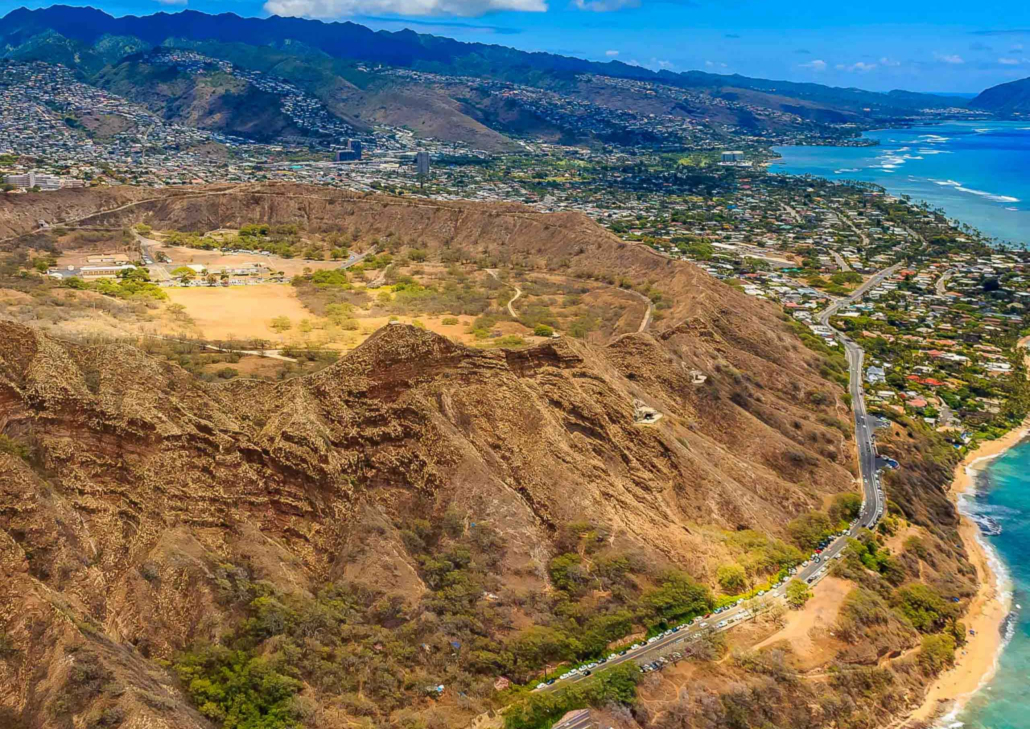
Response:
[0, 185, 860, 726]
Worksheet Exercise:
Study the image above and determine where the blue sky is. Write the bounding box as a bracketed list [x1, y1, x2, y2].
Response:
[8, 0, 1030, 92]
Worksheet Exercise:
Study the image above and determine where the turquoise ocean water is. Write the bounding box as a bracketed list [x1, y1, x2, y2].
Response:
[952, 445, 1027, 729]
[771, 122, 1030, 248]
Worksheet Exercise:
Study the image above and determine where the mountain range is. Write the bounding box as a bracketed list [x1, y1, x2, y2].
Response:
[0, 5, 961, 109]
[8, 5, 1023, 150]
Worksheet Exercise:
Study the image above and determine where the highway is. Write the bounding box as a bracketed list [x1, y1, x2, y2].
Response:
[817, 263, 902, 530]
[534, 263, 902, 696]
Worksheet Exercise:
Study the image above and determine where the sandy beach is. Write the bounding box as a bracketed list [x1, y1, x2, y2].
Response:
[902, 422, 1028, 725]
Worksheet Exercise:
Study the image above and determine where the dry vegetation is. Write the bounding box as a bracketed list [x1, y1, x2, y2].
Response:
[0, 184, 980, 729]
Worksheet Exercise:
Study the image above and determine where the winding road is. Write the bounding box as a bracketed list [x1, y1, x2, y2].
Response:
[936, 268, 956, 296]
[507, 286, 523, 318]
[534, 263, 901, 696]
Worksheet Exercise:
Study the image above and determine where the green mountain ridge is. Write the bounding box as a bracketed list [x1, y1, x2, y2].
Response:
[0, 5, 986, 149]
[969, 76, 1030, 116]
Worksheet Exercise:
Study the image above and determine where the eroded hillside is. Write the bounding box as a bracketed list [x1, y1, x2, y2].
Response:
[0, 185, 973, 729]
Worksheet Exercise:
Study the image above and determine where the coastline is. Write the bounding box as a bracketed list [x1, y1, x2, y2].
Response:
[901, 419, 1028, 726]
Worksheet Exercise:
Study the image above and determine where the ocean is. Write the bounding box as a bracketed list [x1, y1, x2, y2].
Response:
[771, 122, 1030, 248]
[952, 444, 1029, 729]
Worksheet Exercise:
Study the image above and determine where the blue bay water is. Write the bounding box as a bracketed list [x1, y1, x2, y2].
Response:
[771, 122, 1030, 248]
[952, 443, 1030, 729]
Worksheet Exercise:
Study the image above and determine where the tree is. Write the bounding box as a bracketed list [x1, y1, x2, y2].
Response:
[787, 512, 834, 550]
[716, 564, 747, 594]
[785, 579, 813, 609]
[533, 324, 555, 337]
[895, 584, 953, 633]
[918, 633, 956, 675]
[548, 553, 587, 594]
[644, 571, 712, 623]
[509, 625, 578, 674]
[829, 492, 863, 524]
[269, 316, 292, 334]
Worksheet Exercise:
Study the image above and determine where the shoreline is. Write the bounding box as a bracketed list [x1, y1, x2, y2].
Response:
[901, 418, 1028, 726]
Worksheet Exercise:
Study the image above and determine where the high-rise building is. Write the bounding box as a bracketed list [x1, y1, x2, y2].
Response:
[416, 151, 430, 176]
[335, 139, 362, 162]
[4, 171, 82, 191]
[721, 150, 745, 163]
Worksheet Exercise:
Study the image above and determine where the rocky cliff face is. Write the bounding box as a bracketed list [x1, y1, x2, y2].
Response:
[0, 313, 854, 724]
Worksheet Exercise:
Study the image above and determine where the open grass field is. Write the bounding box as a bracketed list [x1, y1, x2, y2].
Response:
[163, 284, 315, 342]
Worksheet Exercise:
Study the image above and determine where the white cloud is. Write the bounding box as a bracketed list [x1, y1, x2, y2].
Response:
[265, 0, 545, 17]
[156, 0, 188, 5]
[605, 49, 619, 57]
[934, 52, 964, 64]
[837, 61, 876, 72]
[879, 57, 901, 67]
[571, 0, 638, 11]
[999, 57, 1021, 65]
[799, 59, 827, 71]
[704, 60, 727, 70]
[652, 58, 674, 70]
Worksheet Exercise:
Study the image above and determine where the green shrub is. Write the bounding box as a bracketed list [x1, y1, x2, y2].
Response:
[786, 512, 834, 550]
[716, 564, 747, 594]
[785, 579, 812, 609]
[502, 663, 639, 729]
[918, 633, 956, 675]
[894, 584, 954, 633]
[175, 646, 302, 729]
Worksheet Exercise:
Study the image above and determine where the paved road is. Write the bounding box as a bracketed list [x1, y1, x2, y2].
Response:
[817, 264, 902, 528]
[339, 245, 377, 270]
[135, 231, 173, 282]
[936, 268, 956, 296]
[838, 209, 870, 249]
[830, 250, 852, 273]
[534, 263, 902, 696]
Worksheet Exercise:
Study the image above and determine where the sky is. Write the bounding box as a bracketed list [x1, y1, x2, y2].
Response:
[6, 0, 1030, 93]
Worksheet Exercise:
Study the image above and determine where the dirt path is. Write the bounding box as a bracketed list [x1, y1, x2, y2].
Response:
[507, 285, 523, 318]
[752, 577, 852, 670]
[630, 289, 654, 332]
